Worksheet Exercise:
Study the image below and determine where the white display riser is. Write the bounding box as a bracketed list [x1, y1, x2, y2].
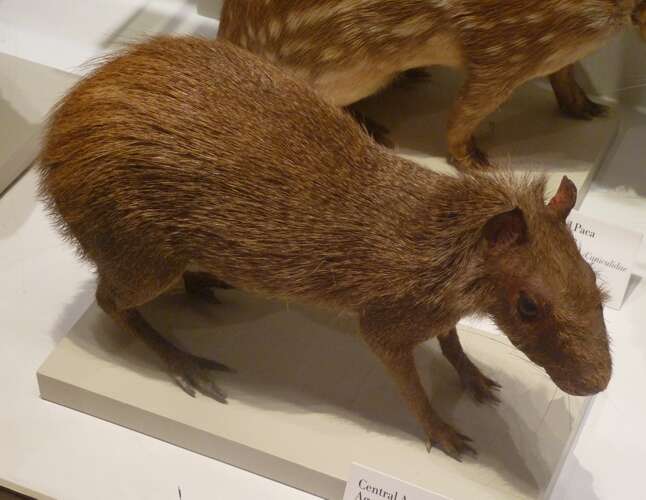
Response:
[39, 290, 588, 500]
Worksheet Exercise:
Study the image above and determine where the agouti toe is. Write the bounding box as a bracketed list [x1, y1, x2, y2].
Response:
[168, 352, 229, 403]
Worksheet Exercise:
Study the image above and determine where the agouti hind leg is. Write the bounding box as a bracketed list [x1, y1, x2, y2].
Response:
[96, 269, 231, 402]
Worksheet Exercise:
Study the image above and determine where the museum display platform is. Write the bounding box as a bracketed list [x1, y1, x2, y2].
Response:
[39, 290, 588, 500]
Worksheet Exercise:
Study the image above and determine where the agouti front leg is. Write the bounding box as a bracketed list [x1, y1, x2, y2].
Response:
[438, 328, 501, 404]
[360, 313, 476, 461]
[549, 64, 608, 120]
[447, 72, 516, 171]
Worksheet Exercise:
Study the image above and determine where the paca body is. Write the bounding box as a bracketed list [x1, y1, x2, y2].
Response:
[219, 0, 645, 169]
[40, 37, 611, 459]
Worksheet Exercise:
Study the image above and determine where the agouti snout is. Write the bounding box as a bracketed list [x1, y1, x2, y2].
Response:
[39, 37, 611, 460]
[219, 0, 645, 170]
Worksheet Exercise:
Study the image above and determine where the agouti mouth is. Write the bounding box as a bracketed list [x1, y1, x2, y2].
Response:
[550, 372, 610, 397]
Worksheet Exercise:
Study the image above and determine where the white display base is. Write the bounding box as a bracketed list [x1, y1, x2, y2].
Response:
[0, 54, 77, 194]
[0, 477, 55, 500]
[39, 290, 588, 500]
[355, 68, 619, 204]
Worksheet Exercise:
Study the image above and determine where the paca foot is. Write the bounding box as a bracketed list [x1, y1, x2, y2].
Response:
[425, 422, 477, 462]
[184, 271, 233, 304]
[448, 141, 493, 171]
[560, 97, 608, 121]
[346, 107, 393, 148]
[550, 64, 609, 120]
[168, 350, 231, 403]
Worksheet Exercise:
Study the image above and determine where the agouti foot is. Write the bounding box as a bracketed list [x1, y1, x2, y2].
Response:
[560, 98, 609, 120]
[167, 351, 231, 403]
[425, 423, 477, 462]
[462, 370, 501, 405]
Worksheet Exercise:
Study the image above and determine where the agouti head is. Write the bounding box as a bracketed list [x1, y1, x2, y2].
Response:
[634, 1, 646, 40]
[483, 177, 611, 396]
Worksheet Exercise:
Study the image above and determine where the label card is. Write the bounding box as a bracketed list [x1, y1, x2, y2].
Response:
[343, 463, 450, 500]
[567, 210, 643, 310]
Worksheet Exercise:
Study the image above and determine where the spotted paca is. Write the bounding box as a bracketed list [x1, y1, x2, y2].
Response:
[218, 0, 645, 170]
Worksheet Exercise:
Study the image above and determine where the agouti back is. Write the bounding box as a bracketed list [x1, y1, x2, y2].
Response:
[40, 37, 611, 460]
[218, 0, 646, 170]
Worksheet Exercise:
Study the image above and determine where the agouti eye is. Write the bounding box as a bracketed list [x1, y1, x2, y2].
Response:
[517, 292, 539, 320]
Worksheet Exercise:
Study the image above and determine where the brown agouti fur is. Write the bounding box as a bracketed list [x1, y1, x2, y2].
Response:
[39, 37, 611, 460]
[218, 0, 646, 170]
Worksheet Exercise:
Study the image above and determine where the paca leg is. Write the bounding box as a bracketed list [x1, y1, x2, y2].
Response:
[549, 65, 608, 119]
[96, 267, 230, 402]
[400, 67, 432, 83]
[447, 72, 515, 171]
[183, 271, 234, 304]
[360, 314, 476, 461]
[438, 328, 500, 404]
[346, 106, 393, 148]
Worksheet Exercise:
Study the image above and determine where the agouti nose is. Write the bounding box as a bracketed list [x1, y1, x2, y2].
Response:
[556, 367, 611, 396]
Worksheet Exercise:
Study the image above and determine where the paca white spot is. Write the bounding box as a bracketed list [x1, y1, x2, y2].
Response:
[268, 18, 282, 39]
[321, 46, 344, 61]
[286, 0, 360, 30]
[478, 20, 497, 30]
[526, 12, 546, 23]
[281, 39, 315, 57]
[391, 16, 432, 37]
[503, 16, 522, 24]
[257, 26, 268, 45]
[430, 0, 451, 8]
[539, 32, 556, 43]
[484, 45, 504, 55]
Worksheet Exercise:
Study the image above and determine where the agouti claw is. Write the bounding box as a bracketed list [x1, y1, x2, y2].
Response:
[463, 371, 502, 405]
[168, 352, 229, 403]
[425, 425, 477, 461]
[195, 356, 235, 373]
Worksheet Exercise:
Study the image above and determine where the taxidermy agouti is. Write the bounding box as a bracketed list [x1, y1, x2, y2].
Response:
[40, 37, 611, 460]
[218, 0, 646, 170]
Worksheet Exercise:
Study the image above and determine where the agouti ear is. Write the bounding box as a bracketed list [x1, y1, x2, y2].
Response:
[483, 207, 528, 250]
[548, 176, 577, 220]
